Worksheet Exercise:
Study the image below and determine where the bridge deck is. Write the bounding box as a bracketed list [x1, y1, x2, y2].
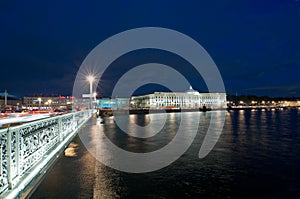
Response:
[0, 110, 92, 199]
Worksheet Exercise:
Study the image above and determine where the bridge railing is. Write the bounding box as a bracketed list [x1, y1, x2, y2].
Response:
[0, 109, 92, 196]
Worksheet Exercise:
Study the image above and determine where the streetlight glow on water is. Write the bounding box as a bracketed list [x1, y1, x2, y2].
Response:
[31, 109, 300, 198]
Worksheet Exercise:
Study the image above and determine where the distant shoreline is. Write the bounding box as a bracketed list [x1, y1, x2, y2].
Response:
[97, 106, 300, 116]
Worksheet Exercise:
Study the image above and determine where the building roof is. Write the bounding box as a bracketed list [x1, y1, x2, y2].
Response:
[185, 85, 199, 94]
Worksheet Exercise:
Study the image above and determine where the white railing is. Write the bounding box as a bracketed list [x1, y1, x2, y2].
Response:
[0, 109, 92, 197]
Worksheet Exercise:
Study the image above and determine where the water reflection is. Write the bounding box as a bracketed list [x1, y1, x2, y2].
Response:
[31, 109, 300, 198]
[114, 113, 166, 138]
[64, 142, 79, 157]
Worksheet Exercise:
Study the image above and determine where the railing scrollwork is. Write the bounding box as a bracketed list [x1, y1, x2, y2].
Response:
[0, 110, 92, 196]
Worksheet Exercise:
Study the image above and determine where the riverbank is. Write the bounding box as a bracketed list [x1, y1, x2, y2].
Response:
[97, 107, 214, 117]
[97, 106, 300, 117]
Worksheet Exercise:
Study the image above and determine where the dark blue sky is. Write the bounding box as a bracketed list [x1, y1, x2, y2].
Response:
[0, 0, 299, 97]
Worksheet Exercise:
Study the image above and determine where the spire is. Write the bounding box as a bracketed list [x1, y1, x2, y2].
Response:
[186, 85, 199, 95]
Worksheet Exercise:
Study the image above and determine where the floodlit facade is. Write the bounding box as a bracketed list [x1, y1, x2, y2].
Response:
[23, 96, 74, 110]
[98, 98, 130, 109]
[130, 86, 227, 109]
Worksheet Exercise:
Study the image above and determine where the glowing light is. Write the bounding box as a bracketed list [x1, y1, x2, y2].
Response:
[87, 75, 95, 83]
[87, 75, 95, 109]
[64, 142, 79, 157]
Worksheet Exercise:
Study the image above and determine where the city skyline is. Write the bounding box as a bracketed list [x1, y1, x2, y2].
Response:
[1, 1, 299, 97]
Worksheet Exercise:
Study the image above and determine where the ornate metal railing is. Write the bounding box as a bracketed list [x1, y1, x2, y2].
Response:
[0, 110, 92, 197]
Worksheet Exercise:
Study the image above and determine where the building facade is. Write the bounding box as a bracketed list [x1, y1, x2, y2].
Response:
[23, 96, 74, 110]
[130, 86, 227, 109]
[97, 98, 130, 109]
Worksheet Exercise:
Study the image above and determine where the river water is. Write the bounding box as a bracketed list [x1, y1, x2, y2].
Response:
[31, 109, 300, 198]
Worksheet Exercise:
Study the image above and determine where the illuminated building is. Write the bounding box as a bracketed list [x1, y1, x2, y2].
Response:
[23, 95, 75, 110]
[130, 86, 227, 109]
[98, 98, 130, 109]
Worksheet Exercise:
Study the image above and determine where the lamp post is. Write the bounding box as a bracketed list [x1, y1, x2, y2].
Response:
[87, 75, 94, 109]
[93, 92, 97, 101]
[48, 99, 52, 110]
[37, 98, 42, 110]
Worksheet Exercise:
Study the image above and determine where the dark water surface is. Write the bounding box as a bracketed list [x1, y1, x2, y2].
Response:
[31, 109, 300, 198]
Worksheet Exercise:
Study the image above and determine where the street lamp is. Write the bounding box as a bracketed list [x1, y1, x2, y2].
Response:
[93, 92, 97, 101]
[37, 97, 42, 110]
[48, 99, 52, 110]
[87, 75, 95, 109]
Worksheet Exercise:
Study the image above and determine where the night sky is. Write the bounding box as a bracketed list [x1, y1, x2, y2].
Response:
[0, 0, 299, 97]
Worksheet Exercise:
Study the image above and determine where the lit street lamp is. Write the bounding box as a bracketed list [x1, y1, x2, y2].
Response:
[48, 99, 52, 110]
[93, 92, 97, 101]
[37, 97, 42, 110]
[87, 75, 95, 109]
